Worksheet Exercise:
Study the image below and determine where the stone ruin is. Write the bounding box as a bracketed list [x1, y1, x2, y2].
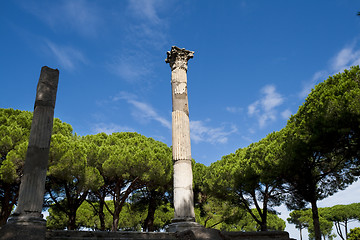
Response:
[0, 47, 295, 240]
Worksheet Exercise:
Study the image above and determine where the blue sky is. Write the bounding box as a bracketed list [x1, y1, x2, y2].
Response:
[1, 0, 360, 238]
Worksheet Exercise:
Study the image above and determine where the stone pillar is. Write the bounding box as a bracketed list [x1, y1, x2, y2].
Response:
[0, 66, 59, 240]
[166, 46, 201, 232]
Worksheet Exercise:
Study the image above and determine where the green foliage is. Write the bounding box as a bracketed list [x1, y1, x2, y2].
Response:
[0, 108, 73, 225]
[47, 200, 173, 231]
[207, 131, 285, 231]
[5, 64, 360, 234]
[100, 132, 172, 185]
[0, 159, 17, 184]
[283, 67, 360, 202]
[81, 132, 173, 231]
[308, 214, 335, 240]
[287, 210, 309, 240]
[49, 134, 104, 192]
[281, 66, 360, 240]
[152, 203, 173, 231]
[229, 209, 285, 232]
[288, 208, 335, 240]
[287, 209, 309, 229]
[47, 200, 110, 230]
[46, 204, 68, 230]
[0, 109, 31, 225]
[46, 134, 104, 230]
[0, 109, 32, 184]
[195, 197, 243, 230]
[194, 196, 285, 232]
[322, 203, 360, 240]
[0, 108, 32, 161]
[348, 227, 360, 240]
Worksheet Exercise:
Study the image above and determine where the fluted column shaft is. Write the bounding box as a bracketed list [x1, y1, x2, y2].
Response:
[14, 66, 59, 218]
[166, 46, 195, 221]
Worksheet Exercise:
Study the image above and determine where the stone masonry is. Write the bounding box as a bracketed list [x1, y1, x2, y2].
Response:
[165, 46, 203, 232]
[0, 66, 59, 240]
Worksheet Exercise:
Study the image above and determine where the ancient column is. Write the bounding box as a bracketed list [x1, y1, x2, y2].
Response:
[166, 46, 201, 232]
[1, 66, 59, 240]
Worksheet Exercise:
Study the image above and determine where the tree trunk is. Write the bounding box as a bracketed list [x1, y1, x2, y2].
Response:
[0, 183, 18, 226]
[111, 181, 121, 232]
[64, 185, 88, 231]
[259, 203, 268, 231]
[111, 178, 140, 231]
[310, 198, 321, 240]
[345, 219, 348, 239]
[99, 198, 106, 231]
[144, 190, 157, 232]
[111, 195, 128, 231]
[112, 203, 121, 231]
[335, 222, 345, 240]
[89, 189, 107, 231]
[260, 185, 269, 231]
[0, 202, 13, 226]
[299, 227, 302, 240]
[68, 209, 77, 230]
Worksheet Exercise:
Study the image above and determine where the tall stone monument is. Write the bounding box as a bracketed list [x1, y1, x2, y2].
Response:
[165, 46, 201, 232]
[1, 66, 59, 240]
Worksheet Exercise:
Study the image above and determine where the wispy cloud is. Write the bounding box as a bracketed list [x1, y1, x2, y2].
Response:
[226, 106, 243, 114]
[45, 40, 87, 70]
[128, 0, 161, 25]
[190, 121, 238, 144]
[126, 0, 168, 48]
[248, 85, 284, 128]
[281, 109, 292, 120]
[318, 180, 360, 207]
[114, 92, 171, 129]
[300, 41, 360, 98]
[108, 52, 152, 83]
[331, 44, 360, 73]
[112, 92, 237, 144]
[92, 123, 134, 135]
[21, 0, 103, 37]
[107, 0, 169, 83]
[299, 70, 328, 99]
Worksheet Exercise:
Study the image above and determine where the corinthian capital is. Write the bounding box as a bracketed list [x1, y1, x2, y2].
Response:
[165, 46, 194, 71]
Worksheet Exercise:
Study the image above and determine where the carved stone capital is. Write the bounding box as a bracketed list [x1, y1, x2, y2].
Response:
[165, 46, 194, 71]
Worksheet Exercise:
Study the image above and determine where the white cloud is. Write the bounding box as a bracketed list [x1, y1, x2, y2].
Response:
[108, 54, 151, 83]
[281, 109, 292, 120]
[114, 92, 171, 129]
[92, 123, 134, 135]
[190, 120, 238, 144]
[258, 114, 274, 128]
[318, 180, 360, 208]
[128, 0, 162, 25]
[300, 41, 360, 99]
[261, 85, 283, 111]
[21, 0, 102, 37]
[299, 71, 328, 98]
[248, 101, 259, 116]
[129, 100, 171, 129]
[248, 85, 284, 128]
[45, 40, 86, 70]
[226, 106, 243, 114]
[112, 91, 238, 144]
[125, 0, 168, 49]
[107, 0, 169, 82]
[331, 45, 360, 73]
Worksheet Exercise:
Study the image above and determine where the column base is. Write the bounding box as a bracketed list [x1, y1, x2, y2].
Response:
[166, 218, 203, 232]
[0, 214, 46, 240]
